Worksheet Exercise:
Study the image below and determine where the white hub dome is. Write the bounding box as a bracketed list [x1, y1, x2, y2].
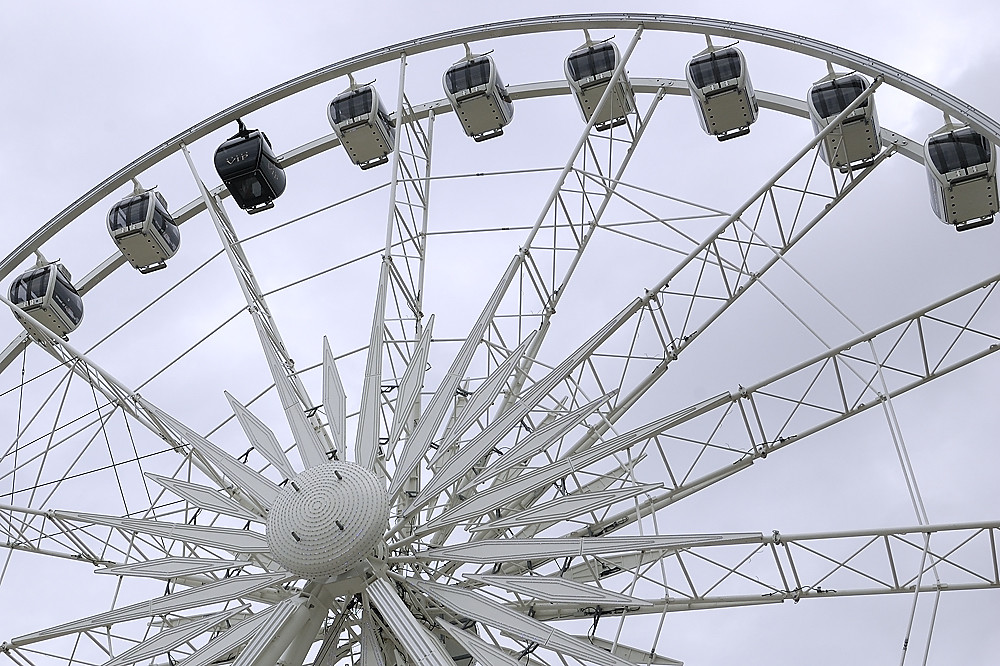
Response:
[266, 461, 388, 578]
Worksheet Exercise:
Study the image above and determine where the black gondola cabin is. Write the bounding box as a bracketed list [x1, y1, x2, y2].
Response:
[564, 42, 636, 131]
[214, 122, 286, 214]
[328, 85, 396, 169]
[9, 261, 83, 338]
[443, 55, 514, 141]
[807, 73, 881, 172]
[925, 125, 997, 231]
[686, 46, 758, 141]
[107, 190, 180, 273]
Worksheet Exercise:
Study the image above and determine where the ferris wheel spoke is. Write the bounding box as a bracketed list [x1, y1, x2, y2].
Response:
[407, 578, 640, 666]
[461, 81, 895, 544]
[365, 577, 454, 666]
[467, 483, 660, 533]
[386, 315, 434, 457]
[141, 401, 279, 512]
[358, 601, 387, 666]
[0, 297, 242, 509]
[9, 572, 288, 647]
[95, 556, 249, 579]
[322, 337, 349, 462]
[404, 299, 643, 516]
[557, 271, 1000, 540]
[411, 393, 728, 535]
[174, 605, 280, 666]
[434, 620, 521, 666]
[53, 510, 271, 554]
[225, 392, 297, 481]
[99, 604, 249, 666]
[434, 332, 537, 454]
[143, 473, 265, 523]
[388, 31, 663, 502]
[181, 145, 331, 471]
[358, 56, 436, 474]
[456, 390, 618, 494]
[525, 521, 1000, 618]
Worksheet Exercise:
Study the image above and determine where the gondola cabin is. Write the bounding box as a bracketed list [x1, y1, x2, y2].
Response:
[564, 42, 636, 131]
[925, 126, 997, 231]
[328, 85, 395, 169]
[214, 123, 286, 214]
[686, 46, 758, 141]
[8, 261, 83, 337]
[107, 190, 180, 273]
[443, 55, 514, 141]
[807, 73, 880, 172]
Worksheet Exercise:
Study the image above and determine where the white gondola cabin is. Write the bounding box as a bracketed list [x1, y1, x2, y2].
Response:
[9, 261, 83, 337]
[807, 73, 880, 172]
[686, 46, 758, 141]
[564, 41, 636, 131]
[214, 120, 286, 214]
[925, 125, 997, 231]
[107, 189, 180, 273]
[328, 85, 395, 169]
[443, 54, 514, 141]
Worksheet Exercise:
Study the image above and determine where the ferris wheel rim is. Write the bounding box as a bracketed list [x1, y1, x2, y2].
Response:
[1, 11, 996, 284]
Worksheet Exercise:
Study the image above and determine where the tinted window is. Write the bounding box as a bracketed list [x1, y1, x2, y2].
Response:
[810, 76, 868, 119]
[446, 58, 492, 93]
[928, 129, 992, 173]
[232, 173, 271, 208]
[688, 50, 742, 89]
[108, 196, 149, 232]
[567, 45, 616, 81]
[160, 218, 181, 252]
[10, 269, 49, 305]
[332, 88, 373, 125]
[52, 274, 83, 325]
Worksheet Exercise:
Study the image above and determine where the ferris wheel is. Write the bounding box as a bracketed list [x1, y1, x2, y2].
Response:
[2, 13, 999, 666]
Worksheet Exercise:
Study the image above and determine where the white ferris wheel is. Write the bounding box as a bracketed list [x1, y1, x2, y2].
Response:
[1, 13, 999, 666]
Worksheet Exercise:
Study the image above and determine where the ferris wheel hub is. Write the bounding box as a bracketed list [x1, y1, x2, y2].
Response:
[266, 461, 388, 578]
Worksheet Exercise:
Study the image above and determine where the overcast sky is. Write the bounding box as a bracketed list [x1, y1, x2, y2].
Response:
[1, 2, 999, 666]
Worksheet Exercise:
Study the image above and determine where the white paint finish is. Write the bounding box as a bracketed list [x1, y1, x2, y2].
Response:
[322, 337, 348, 462]
[101, 606, 249, 666]
[423, 393, 731, 530]
[435, 332, 536, 454]
[436, 621, 522, 666]
[226, 391, 298, 480]
[419, 534, 761, 563]
[96, 557, 247, 579]
[143, 400, 280, 510]
[409, 579, 637, 666]
[145, 473, 265, 522]
[176, 607, 279, 666]
[410, 300, 643, 512]
[355, 261, 390, 472]
[470, 483, 660, 532]
[389, 256, 522, 499]
[56, 510, 271, 553]
[231, 596, 309, 666]
[467, 574, 652, 606]
[461, 391, 619, 492]
[387, 315, 435, 453]
[259, 329, 330, 471]
[361, 614, 388, 666]
[366, 578, 455, 666]
[12, 573, 289, 646]
[576, 636, 683, 666]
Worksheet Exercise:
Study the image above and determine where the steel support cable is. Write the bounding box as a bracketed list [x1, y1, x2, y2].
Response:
[729, 184, 943, 666]
[0, 349, 28, 586]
